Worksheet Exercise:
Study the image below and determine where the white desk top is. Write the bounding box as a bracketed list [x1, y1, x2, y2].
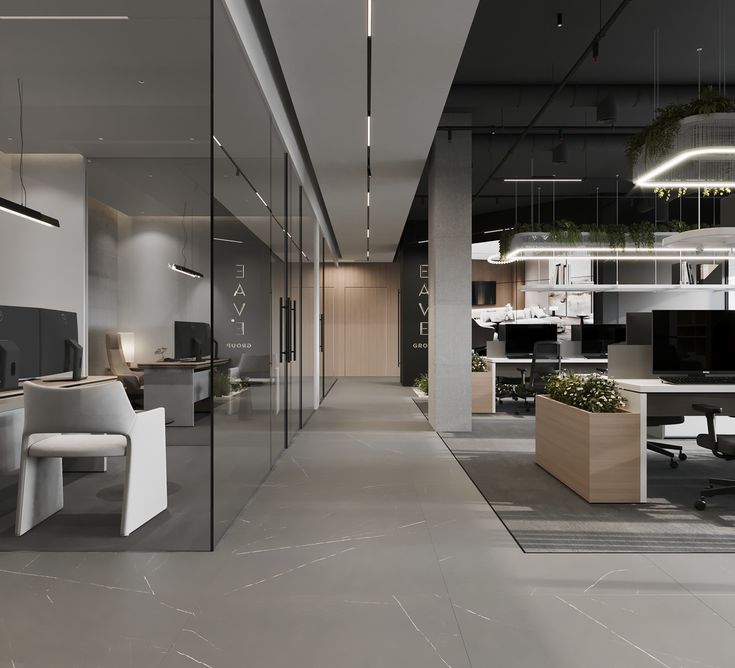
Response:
[617, 378, 735, 393]
[486, 356, 606, 364]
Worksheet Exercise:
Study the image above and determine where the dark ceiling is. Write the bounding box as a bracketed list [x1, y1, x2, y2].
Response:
[407, 0, 735, 236]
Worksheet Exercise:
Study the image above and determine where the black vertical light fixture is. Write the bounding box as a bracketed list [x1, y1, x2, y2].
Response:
[0, 80, 60, 228]
[552, 129, 567, 164]
[556, 12, 563, 27]
[168, 202, 203, 279]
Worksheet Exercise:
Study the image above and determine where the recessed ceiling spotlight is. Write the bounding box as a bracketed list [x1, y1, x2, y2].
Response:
[556, 12, 563, 27]
[6, 137, 12, 141]
[137, 80, 145, 85]
[189, 137, 195, 141]
[97, 137, 103, 141]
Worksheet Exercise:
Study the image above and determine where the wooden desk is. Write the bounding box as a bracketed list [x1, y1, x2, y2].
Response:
[618, 378, 735, 502]
[138, 359, 231, 427]
[485, 356, 608, 414]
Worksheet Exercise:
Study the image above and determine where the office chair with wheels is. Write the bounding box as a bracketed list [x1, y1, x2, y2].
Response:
[514, 341, 561, 412]
[647, 416, 687, 468]
[692, 403, 735, 510]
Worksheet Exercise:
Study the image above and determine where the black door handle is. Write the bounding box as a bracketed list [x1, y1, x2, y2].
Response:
[279, 297, 287, 362]
[290, 299, 297, 361]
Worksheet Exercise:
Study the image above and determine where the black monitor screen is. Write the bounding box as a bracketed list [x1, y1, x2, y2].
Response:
[581, 324, 627, 356]
[39, 309, 78, 376]
[0, 305, 41, 379]
[504, 324, 557, 356]
[175, 321, 211, 360]
[472, 281, 496, 306]
[652, 310, 735, 374]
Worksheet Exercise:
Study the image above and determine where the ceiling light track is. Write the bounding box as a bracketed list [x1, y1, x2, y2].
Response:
[472, 0, 634, 199]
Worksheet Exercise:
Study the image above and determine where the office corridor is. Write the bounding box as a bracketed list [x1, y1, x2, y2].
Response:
[0, 378, 735, 667]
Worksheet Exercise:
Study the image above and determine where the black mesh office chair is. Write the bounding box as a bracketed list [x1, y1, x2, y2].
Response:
[514, 341, 561, 412]
[692, 403, 735, 510]
[472, 319, 493, 356]
[647, 417, 688, 468]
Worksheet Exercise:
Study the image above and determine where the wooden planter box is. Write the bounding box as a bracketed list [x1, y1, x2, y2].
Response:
[472, 371, 493, 414]
[535, 394, 640, 503]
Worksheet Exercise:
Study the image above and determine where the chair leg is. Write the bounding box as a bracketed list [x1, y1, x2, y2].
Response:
[16, 453, 63, 536]
[121, 409, 167, 536]
[695, 479, 735, 510]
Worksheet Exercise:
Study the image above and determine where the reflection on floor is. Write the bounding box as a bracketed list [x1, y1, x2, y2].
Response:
[443, 412, 735, 553]
[1, 378, 735, 667]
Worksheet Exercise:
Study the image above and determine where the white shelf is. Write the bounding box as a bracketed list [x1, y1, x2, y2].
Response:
[521, 283, 735, 293]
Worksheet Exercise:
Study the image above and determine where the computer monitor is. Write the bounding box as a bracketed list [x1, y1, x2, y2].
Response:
[581, 324, 626, 358]
[652, 310, 735, 375]
[503, 324, 557, 358]
[0, 305, 41, 379]
[39, 309, 79, 376]
[626, 312, 652, 345]
[174, 321, 211, 361]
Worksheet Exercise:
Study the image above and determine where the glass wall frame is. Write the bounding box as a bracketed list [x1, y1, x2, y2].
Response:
[0, 0, 327, 552]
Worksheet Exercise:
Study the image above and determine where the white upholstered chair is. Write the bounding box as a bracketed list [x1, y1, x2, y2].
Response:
[16, 381, 167, 537]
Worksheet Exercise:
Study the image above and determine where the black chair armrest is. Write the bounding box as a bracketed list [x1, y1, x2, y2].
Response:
[692, 403, 722, 415]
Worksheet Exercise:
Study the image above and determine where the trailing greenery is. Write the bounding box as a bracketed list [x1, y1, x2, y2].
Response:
[626, 87, 735, 166]
[498, 218, 698, 258]
[472, 351, 488, 372]
[413, 372, 429, 395]
[627, 220, 655, 248]
[545, 371, 626, 413]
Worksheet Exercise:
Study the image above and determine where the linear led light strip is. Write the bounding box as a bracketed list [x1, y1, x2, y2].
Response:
[635, 147, 735, 189]
[505, 246, 710, 256]
[503, 178, 582, 183]
[500, 254, 732, 262]
[0, 195, 59, 227]
[0, 15, 129, 20]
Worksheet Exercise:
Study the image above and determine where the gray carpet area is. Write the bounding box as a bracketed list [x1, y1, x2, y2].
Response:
[415, 398, 735, 553]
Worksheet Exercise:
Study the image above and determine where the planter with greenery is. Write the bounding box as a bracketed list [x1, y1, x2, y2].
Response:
[413, 372, 428, 397]
[471, 352, 492, 414]
[536, 372, 641, 502]
[626, 87, 735, 166]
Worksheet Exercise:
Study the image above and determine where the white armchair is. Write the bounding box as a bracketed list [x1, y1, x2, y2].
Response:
[16, 381, 167, 537]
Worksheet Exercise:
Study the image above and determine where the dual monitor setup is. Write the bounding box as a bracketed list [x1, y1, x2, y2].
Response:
[499, 323, 626, 359]
[0, 305, 82, 390]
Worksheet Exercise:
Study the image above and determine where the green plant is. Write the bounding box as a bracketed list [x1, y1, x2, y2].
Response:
[496, 379, 515, 399]
[548, 219, 581, 245]
[414, 372, 429, 395]
[626, 87, 735, 165]
[545, 371, 626, 413]
[472, 351, 487, 372]
[213, 369, 233, 397]
[605, 224, 627, 250]
[154, 346, 167, 361]
[663, 219, 694, 233]
[588, 226, 606, 245]
[628, 220, 655, 248]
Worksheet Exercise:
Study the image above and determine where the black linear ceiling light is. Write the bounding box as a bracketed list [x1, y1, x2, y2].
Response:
[557, 12, 563, 27]
[0, 80, 60, 229]
[168, 263, 204, 279]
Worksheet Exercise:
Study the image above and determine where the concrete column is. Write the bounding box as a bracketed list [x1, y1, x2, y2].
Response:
[428, 114, 472, 432]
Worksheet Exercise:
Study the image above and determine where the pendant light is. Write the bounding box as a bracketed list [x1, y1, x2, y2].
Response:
[168, 202, 203, 279]
[0, 80, 60, 228]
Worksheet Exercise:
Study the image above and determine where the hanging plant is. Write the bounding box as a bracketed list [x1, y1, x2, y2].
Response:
[548, 219, 581, 245]
[605, 225, 627, 250]
[626, 87, 735, 166]
[588, 226, 606, 245]
[702, 186, 732, 198]
[628, 221, 656, 248]
[664, 219, 694, 233]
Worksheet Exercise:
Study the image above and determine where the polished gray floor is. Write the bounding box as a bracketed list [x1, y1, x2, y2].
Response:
[2, 377, 735, 667]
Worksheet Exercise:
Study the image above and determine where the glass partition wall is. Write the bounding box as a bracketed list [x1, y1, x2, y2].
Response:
[0, 0, 323, 551]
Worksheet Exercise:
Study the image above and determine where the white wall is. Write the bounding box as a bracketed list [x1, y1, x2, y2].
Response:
[87, 205, 210, 372]
[0, 154, 87, 360]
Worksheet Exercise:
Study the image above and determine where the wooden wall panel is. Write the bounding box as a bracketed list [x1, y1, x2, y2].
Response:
[318, 263, 400, 377]
[345, 287, 388, 375]
[472, 260, 525, 309]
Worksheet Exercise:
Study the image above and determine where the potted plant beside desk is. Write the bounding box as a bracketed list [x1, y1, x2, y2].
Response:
[536, 372, 640, 502]
[472, 352, 493, 414]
